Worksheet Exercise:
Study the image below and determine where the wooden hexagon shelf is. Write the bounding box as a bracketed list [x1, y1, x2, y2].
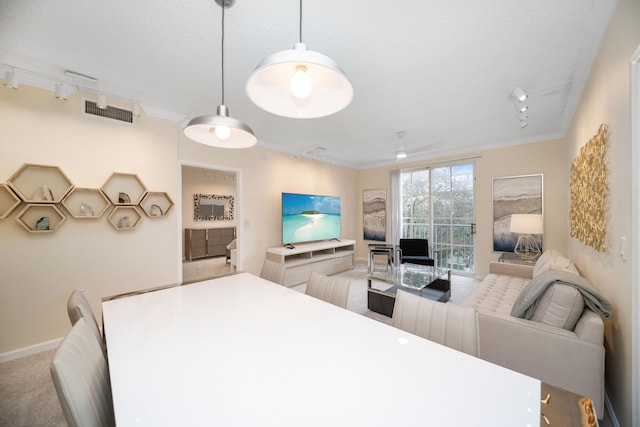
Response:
[0, 184, 21, 219]
[8, 163, 74, 203]
[140, 192, 174, 218]
[101, 173, 147, 206]
[16, 204, 66, 233]
[62, 188, 112, 219]
[108, 206, 142, 230]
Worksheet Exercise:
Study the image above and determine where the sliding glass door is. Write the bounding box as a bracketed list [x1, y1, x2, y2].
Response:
[400, 163, 475, 274]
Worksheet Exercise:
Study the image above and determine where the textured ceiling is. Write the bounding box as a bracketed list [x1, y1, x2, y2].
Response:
[0, 0, 616, 168]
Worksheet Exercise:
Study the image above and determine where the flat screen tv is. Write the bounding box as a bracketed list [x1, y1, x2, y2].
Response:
[282, 192, 341, 245]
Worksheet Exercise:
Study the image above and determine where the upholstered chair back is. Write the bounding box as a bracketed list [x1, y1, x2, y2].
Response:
[392, 290, 479, 356]
[50, 318, 115, 427]
[260, 259, 286, 285]
[305, 272, 351, 309]
[67, 288, 106, 354]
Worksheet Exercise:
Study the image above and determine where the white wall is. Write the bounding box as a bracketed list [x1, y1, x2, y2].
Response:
[0, 86, 180, 353]
[563, 0, 639, 424]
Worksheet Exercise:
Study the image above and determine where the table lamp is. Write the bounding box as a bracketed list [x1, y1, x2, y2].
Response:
[510, 214, 543, 259]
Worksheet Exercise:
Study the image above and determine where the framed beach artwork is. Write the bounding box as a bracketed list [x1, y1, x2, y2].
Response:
[492, 174, 543, 252]
[363, 189, 386, 241]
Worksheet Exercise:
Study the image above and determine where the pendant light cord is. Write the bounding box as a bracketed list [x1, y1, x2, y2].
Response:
[221, 1, 225, 105]
[298, 0, 302, 44]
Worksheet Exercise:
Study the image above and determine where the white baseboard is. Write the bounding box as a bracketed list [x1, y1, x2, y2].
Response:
[604, 391, 620, 427]
[0, 338, 63, 363]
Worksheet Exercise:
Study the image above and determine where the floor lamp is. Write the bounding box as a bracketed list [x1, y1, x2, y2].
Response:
[510, 214, 543, 260]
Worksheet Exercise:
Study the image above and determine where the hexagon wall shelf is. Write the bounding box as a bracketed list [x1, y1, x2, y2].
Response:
[8, 164, 74, 203]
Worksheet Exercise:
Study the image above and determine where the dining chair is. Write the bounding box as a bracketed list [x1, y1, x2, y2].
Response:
[50, 317, 115, 427]
[391, 290, 479, 357]
[305, 272, 351, 309]
[67, 288, 106, 354]
[260, 258, 286, 285]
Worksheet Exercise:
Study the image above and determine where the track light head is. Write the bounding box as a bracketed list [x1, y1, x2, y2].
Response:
[513, 86, 528, 102]
[55, 84, 68, 100]
[97, 93, 107, 109]
[3, 70, 18, 89]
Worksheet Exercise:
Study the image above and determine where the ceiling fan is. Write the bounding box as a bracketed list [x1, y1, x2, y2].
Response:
[394, 131, 442, 160]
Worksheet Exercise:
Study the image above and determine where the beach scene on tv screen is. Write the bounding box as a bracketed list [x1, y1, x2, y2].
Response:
[282, 193, 341, 244]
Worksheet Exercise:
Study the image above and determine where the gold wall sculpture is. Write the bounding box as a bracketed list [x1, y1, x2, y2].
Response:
[569, 124, 608, 251]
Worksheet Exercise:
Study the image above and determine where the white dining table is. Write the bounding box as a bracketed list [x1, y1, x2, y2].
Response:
[102, 273, 540, 427]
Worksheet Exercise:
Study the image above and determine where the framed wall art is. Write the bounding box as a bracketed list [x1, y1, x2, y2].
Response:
[492, 174, 543, 252]
[194, 194, 234, 221]
[363, 188, 386, 241]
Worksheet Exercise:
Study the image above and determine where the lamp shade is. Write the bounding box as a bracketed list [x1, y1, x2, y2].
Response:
[246, 43, 353, 119]
[184, 105, 257, 149]
[509, 214, 543, 234]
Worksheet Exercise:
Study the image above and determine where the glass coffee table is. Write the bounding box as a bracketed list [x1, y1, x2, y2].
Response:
[367, 262, 451, 317]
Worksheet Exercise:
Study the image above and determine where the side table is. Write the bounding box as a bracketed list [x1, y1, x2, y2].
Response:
[498, 252, 539, 266]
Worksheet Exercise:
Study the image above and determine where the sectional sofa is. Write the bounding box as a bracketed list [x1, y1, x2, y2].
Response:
[461, 250, 610, 419]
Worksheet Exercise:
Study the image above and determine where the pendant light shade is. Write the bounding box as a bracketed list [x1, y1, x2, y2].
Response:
[184, 105, 257, 148]
[184, 0, 256, 148]
[245, 2, 353, 119]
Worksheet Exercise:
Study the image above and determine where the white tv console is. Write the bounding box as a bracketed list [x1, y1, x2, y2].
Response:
[266, 239, 355, 287]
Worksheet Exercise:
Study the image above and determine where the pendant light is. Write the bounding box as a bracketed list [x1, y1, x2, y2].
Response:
[245, 0, 353, 119]
[184, 0, 257, 148]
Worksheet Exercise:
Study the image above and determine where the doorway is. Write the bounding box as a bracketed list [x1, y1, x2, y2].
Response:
[180, 164, 240, 283]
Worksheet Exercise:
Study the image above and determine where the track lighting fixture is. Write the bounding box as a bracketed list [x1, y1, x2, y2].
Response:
[184, 0, 257, 148]
[97, 93, 107, 109]
[512, 86, 528, 102]
[55, 84, 68, 100]
[3, 70, 18, 89]
[246, 0, 353, 118]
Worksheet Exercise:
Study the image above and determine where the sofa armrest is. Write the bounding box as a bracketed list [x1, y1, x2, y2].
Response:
[488, 261, 533, 279]
[477, 311, 604, 418]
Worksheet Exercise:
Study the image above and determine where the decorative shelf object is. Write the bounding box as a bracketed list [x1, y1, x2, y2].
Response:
[140, 192, 174, 218]
[62, 188, 112, 219]
[7, 163, 74, 203]
[0, 184, 21, 219]
[101, 173, 147, 206]
[108, 206, 142, 230]
[16, 204, 66, 233]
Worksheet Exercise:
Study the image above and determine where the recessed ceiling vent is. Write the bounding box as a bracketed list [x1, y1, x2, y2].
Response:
[84, 100, 133, 123]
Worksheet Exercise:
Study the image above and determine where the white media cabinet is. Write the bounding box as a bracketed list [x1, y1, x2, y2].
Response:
[266, 239, 355, 287]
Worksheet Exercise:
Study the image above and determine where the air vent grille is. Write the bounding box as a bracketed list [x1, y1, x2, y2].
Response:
[85, 100, 133, 123]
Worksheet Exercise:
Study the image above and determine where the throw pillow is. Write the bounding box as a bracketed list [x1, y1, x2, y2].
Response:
[533, 252, 579, 278]
[531, 284, 585, 330]
[533, 250, 562, 277]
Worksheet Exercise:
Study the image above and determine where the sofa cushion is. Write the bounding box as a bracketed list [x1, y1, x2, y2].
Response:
[462, 273, 529, 315]
[531, 284, 585, 330]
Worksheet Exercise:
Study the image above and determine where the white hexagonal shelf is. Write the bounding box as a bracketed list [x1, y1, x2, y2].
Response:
[16, 204, 66, 233]
[8, 163, 74, 203]
[62, 187, 112, 219]
[0, 184, 21, 219]
[139, 192, 174, 218]
[101, 173, 147, 206]
[108, 206, 142, 230]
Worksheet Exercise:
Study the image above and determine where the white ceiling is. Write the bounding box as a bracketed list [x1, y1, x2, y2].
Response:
[0, 0, 616, 169]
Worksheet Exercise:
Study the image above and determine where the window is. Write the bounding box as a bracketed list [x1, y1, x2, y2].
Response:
[400, 163, 475, 274]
